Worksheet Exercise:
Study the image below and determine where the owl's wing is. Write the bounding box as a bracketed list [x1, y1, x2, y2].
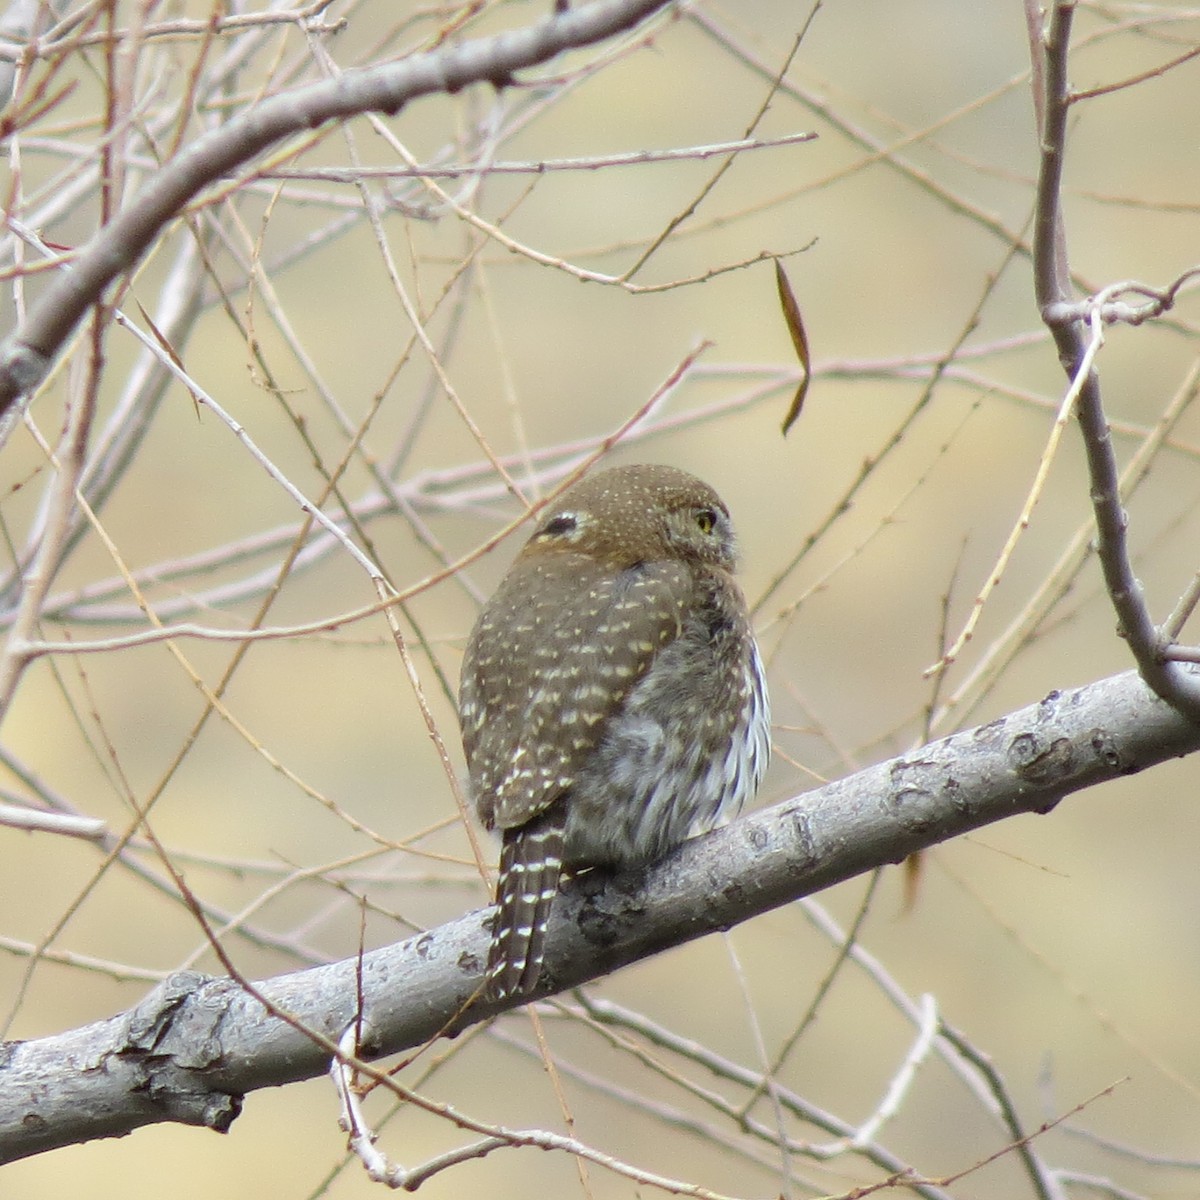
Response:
[459, 552, 689, 831]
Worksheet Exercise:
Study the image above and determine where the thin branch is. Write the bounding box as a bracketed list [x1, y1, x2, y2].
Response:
[927, 292, 1105, 675]
[940, 1021, 1066, 1200]
[1069, 40, 1200, 103]
[329, 1028, 751, 1198]
[811, 994, 939, 1156]
[265, 130, 817, 180]
[0, 2, 340, 63]
[0, 363, 97, 717]
[0, 801, 105, 838]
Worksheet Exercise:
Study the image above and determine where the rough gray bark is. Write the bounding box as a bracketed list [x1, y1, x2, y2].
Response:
[2, 665, 1197, 1164]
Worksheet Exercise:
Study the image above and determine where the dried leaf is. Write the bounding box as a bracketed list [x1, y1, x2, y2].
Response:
[774, 257, 810, 435]
[901, 851, 924, 912]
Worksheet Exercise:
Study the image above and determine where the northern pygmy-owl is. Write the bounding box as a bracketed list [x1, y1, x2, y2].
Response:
[459, 464, 770, 1001]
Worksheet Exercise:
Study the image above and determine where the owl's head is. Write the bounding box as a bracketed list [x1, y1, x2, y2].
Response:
[521, 464, 740, 571]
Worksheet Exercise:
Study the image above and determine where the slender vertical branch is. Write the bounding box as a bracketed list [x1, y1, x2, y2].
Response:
[1028, 0, 1200, 716]
[0, 377, 98, 718]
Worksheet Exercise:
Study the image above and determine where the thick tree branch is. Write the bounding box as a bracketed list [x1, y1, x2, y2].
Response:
[3, 665, 1198, 1164]
[0, 0, 674, 420]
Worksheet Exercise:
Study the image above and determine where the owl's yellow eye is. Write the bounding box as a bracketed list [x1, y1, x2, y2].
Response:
[695, 508, 717, 535]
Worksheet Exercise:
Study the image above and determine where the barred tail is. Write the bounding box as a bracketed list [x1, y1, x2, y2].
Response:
[487, 804, 566, 1001]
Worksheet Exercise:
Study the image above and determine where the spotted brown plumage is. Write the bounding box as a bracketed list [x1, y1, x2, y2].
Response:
[459, 464, 770, 1001]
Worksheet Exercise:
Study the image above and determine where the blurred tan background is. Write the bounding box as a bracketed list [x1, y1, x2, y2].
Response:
[3, 1, 1200, 1196]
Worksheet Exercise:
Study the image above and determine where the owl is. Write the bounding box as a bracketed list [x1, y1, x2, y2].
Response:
[459, 464, 769, 1000]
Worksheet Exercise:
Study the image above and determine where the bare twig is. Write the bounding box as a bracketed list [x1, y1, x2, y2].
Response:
[329, 1025, 752, 1197]
[0, 801, 105, 838]
[264, 131, 817, 181]
[926, 305, 1101, 675]
[809, 993, 938, 1156]
[0, 361, 97, 717]
[940, 1020, 1066, 1200]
